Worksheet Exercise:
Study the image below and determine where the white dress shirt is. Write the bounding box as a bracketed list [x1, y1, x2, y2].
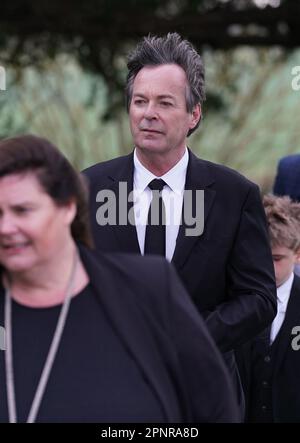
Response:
[270, 272, 294, 344]
[133, 148, 188, 261]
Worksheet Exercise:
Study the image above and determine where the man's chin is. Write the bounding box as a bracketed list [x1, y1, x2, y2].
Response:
[136, 142, 166, 152]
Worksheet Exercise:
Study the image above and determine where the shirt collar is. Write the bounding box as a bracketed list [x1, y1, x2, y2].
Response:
[277, 272, 294, 311]
[133, 148, 189, 196]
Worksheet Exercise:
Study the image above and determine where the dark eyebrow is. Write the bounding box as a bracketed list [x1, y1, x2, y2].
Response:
[157, 95, 175, 100]
[132, 93, 175, 101]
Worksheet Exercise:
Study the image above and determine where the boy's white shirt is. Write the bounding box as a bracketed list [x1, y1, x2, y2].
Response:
[270, 272, 294, 344]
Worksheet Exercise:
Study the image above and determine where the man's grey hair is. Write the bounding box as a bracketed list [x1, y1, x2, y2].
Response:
[126, 32, 206, 136]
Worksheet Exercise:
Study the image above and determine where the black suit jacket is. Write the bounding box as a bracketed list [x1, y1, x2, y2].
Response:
[237, 275, 300, 422]
[83, 150, 276, 354]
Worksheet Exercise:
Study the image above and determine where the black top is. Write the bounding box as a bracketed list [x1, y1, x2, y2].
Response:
[0, 284, 165, 423]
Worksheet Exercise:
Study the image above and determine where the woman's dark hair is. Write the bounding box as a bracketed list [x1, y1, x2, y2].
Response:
[0, 134, 93, 248]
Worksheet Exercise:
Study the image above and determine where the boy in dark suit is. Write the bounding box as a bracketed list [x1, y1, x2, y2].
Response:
[237, 194, 300, 422]
[273, 154, 300, 276]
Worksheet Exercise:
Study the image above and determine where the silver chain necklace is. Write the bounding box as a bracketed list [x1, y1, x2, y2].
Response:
[4, 250, 79, 423]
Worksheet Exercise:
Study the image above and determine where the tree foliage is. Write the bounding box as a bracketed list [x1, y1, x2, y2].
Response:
[1, 0, 300, 115]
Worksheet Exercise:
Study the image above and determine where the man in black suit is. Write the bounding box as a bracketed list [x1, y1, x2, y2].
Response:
[83, 33, 276, 413]
[236, 195, 300, 422]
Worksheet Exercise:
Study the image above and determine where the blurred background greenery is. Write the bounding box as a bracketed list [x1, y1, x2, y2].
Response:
[0, 0, 300, 191]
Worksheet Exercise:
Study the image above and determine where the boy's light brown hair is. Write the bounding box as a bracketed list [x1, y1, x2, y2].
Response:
[263, 194, 300, 252]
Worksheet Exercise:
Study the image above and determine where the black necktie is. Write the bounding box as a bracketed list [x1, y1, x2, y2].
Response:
[144, 179, 166, 256]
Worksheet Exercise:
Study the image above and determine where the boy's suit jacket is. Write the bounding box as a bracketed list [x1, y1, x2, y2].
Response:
[237, 275, 300, 422]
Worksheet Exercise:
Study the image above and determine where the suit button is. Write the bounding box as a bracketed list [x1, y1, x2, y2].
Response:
[264, 355, 271, 363]
[262, 381, 268, 387]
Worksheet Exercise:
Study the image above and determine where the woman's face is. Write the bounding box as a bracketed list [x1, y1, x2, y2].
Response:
[0, 172, 76, 274]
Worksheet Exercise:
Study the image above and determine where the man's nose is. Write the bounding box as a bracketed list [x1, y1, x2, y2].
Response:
[143, 102, 158, 120]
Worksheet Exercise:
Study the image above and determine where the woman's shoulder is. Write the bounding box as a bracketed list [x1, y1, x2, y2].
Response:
[82, 245, 170, 284]
[79, 245, 174, 317]
[79, 247, 182, 344]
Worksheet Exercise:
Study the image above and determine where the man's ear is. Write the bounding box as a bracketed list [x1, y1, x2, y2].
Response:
[189, 104, 201, 129]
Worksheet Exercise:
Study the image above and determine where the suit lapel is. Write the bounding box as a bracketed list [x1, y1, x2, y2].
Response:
[272, 275, 300, 375]
[105, 153, 140, 254]
[172, 150, 216, 268]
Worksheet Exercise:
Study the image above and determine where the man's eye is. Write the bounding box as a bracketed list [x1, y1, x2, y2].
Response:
[134, 99, 146, 105]
[161, 102, 172, 107]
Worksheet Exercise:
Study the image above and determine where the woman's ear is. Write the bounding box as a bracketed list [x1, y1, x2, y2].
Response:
[64, 199, 77, 226]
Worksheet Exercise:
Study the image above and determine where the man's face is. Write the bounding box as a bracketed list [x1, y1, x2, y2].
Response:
[129, 64, 200, 159]
[272, 245, 300, 287]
